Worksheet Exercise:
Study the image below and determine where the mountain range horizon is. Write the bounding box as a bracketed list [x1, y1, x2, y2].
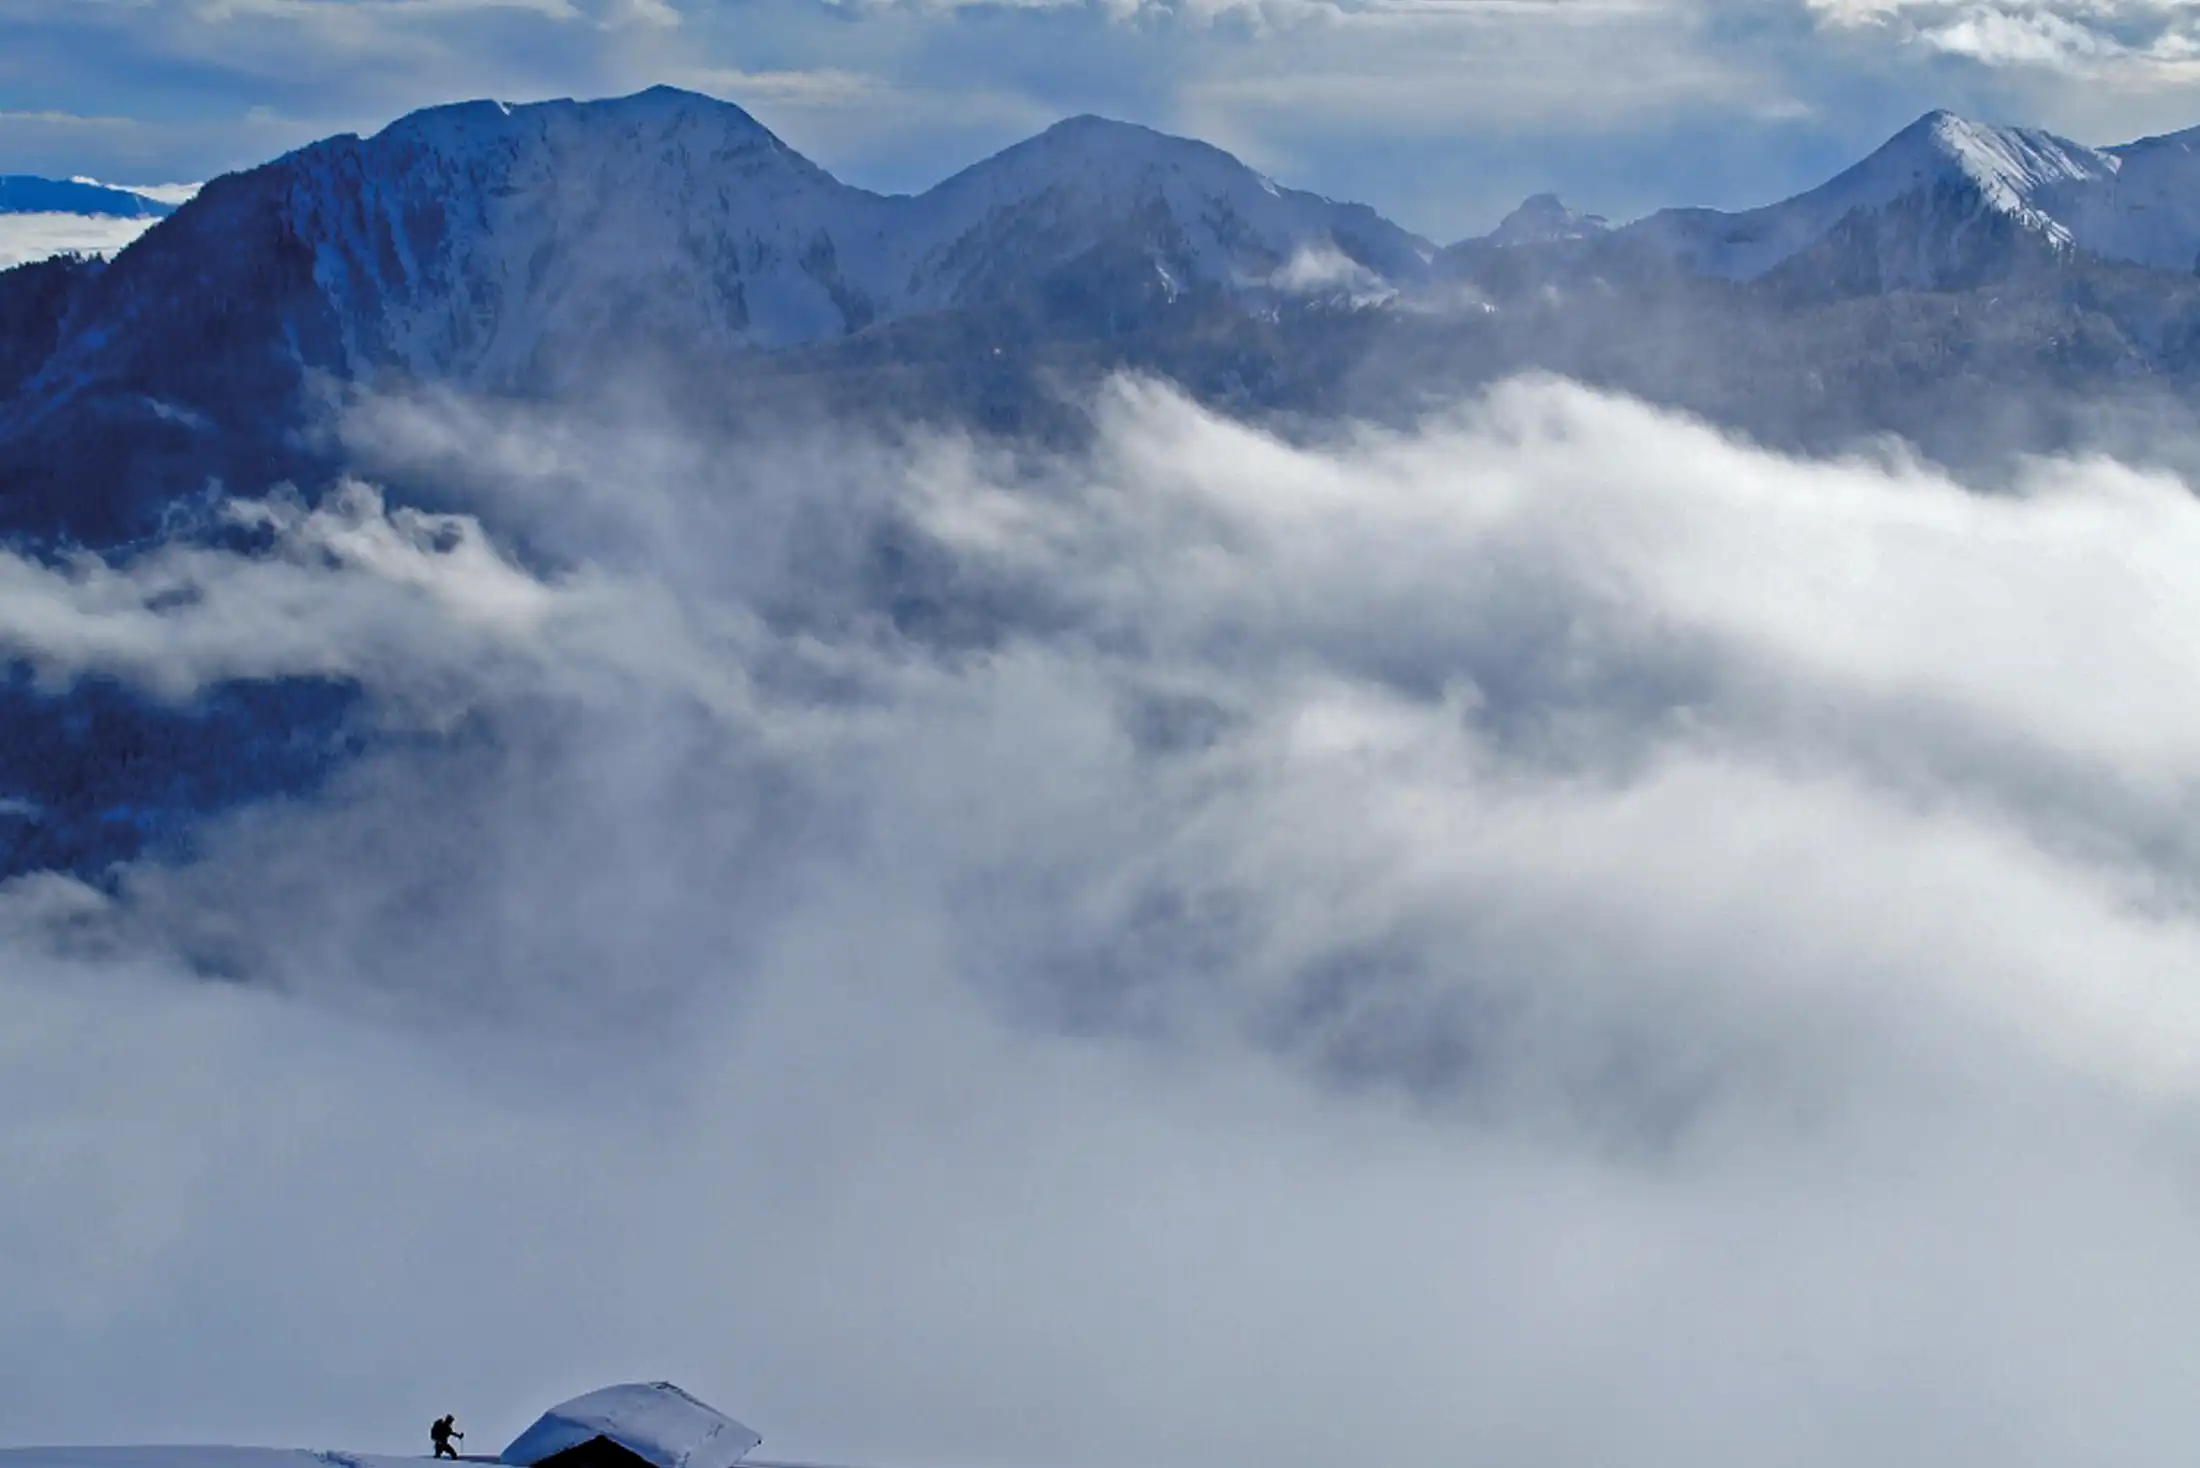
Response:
[23, 84, 2200, 259]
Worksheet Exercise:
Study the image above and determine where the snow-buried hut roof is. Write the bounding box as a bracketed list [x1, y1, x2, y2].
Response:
[501, 1384, 762, 1468]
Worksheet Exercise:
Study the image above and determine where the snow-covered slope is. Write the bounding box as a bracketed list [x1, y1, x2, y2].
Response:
[895, 115, 1432, 308]
[47, 87, 1433, 390]
[1619, 111, 2118, 283]
[278, 87, 897, 380]
[1600, 108, 2200, 286]
[2064, 124, 2200, 273]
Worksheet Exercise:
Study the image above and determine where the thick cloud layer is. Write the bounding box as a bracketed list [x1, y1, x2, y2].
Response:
[6, 377, 2200, 1466]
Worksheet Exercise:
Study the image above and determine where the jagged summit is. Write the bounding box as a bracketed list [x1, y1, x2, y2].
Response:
[1483, 193, 1609, 247]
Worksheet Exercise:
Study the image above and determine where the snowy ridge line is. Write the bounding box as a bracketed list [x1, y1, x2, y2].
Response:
[232, 85, 1439, 383]
[1604, 106, 2200, 282]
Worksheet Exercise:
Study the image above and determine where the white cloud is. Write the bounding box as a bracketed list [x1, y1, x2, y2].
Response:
[71, 178, 207, 206]
[1810, 0, 2200, 70]
[665, 65, 898, 108]
[0, 482, 764, 725]
[18, 375, 2200, 1463]
[1169, 0, 1775, 143]
[601, 0, 682, 25]
[0, 212, 159, 268]
[1262, 243, 1399, 302]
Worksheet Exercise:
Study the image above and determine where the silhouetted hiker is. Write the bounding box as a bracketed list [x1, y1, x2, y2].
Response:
[432, 1416, 464, 1460]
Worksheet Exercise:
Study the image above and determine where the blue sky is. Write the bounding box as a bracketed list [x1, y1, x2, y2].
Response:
[7, 0, 2200, 241]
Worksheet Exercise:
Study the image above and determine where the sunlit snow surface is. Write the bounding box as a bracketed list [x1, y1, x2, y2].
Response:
[0, 213, 160, 268]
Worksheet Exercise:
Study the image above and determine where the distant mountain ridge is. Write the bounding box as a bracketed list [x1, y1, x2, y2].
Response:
[12, 88, 2200, 548]
[18, 92, 2200, 411]
[41, 85, 1433, 397]
[0, 176, 175, 219]
[1595, 111, 2200, 287]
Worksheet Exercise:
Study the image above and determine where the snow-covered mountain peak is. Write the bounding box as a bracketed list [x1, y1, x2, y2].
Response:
[1864, 110, 2115, 231]
[893, 113, 1429, 308]
[947, 112, 1284, 198]
[1615, 108, 2120, 281]
[34, 85, 1436, 392]
[1036, 113, 1176, 144]
[1483, 192, 1609, 247]
[1794, 110, 2113, 241]
[1920, 110, 2109, 182]
[261, 85, 885, 381]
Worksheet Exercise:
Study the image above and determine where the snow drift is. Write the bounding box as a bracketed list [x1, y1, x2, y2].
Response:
[502, 1384, 761, 1468]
